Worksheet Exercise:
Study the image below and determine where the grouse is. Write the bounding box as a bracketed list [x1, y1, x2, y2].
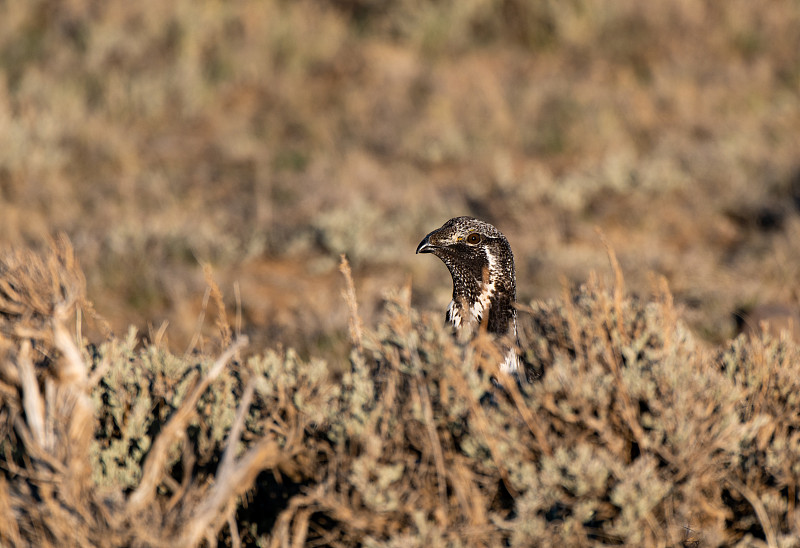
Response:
[416, 216, 521, 375]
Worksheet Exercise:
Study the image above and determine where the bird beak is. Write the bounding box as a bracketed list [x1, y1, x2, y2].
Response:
[416, 234, 435, 254]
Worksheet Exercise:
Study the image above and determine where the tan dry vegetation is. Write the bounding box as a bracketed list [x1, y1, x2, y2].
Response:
[0, 0, 799, 352]
[1, 239, 800, 546]
[2, 0, 800, 546]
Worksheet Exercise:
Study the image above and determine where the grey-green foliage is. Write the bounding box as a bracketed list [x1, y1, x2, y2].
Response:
[249, 346, 339, 434]
[282, 281, 800, 547]
[91, 328, 155, 489]
[19, 278, 800, 547]
[90, 327, 239, 490]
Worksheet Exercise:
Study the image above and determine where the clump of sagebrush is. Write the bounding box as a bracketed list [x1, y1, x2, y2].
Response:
[2, 241, 799, 547]
[262, 260, 799, 547]
[0, 238, 335, 547]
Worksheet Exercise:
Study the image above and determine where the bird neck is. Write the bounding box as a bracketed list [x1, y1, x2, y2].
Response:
[448, 264, 516, 337]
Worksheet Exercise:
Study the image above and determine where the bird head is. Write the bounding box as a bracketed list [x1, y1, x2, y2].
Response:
[416, 216, 516, 335]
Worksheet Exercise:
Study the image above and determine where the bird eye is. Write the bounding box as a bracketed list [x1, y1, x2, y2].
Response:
[466, 233, 481, 244]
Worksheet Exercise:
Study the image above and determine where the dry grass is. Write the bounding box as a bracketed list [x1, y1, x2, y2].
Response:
[1, 1, 800, 546]
[0, 0, 799, 353]
[1, 236, 799, 546]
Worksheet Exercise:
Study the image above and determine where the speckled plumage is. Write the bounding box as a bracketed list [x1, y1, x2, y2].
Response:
[416, 216, 520, 374]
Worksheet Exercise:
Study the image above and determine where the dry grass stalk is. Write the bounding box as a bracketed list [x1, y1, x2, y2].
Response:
[597, 229, 628, 346]
[185, 286, 212, 356]
[338, 255, 363, 352]
[204, 263, 233, 348]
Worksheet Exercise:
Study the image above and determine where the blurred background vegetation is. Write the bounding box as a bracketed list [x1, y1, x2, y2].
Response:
[1, 0, 799, 355]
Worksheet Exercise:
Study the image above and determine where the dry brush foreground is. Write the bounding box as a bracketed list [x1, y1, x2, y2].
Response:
[2, 0, 800, 355]
[1, 240, 799, 547]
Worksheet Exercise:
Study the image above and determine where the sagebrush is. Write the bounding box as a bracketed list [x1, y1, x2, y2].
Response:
[0, 240, 798, 547]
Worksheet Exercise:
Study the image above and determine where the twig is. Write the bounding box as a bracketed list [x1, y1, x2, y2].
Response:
[560, 276, 584, 369]
[153, 320, 169, 348]
[18, 341, 45, 448]
[725, 477, 777, 548]
[655, 275, 675, 353]
[218, 379, 256, 485]
[178, 435, 296, 546]
[227, 511, 241, 548]
[127, 337, 247, 514]
[53, 311, 89, 386]
[87, 352, 111, 389]
[234, 280, 242, 341]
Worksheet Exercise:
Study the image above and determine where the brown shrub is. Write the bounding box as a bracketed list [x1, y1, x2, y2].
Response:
[1, 242, 799, 546]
